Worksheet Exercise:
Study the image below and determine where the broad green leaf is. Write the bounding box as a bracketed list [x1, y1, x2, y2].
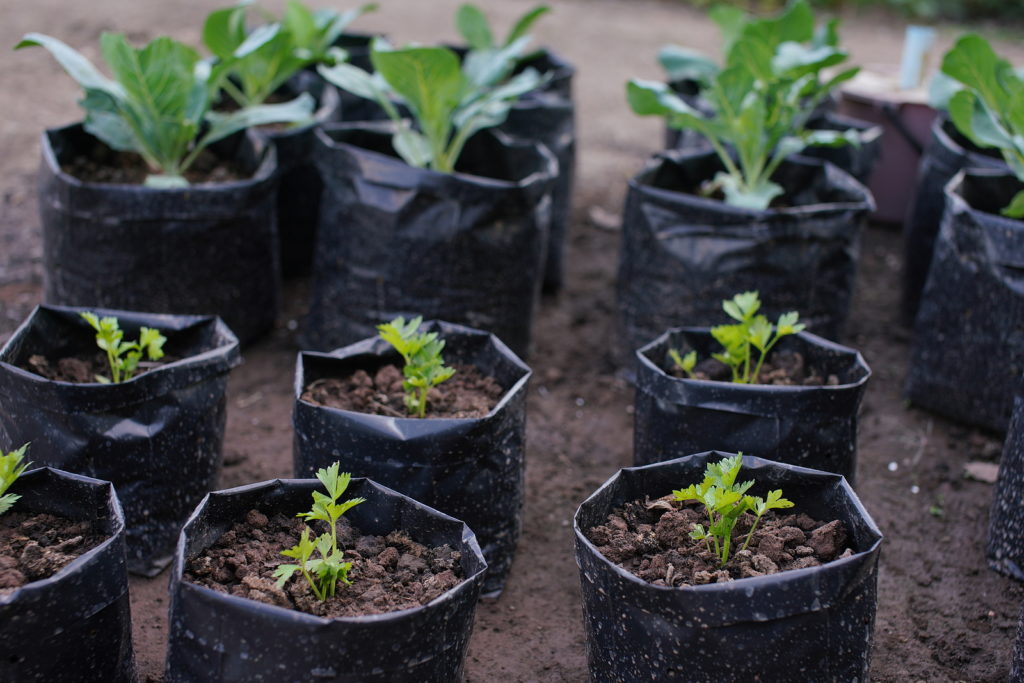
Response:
[81, 90, 138, 152]
[318, 62, 383, 101]
[462, 35, 532, 88]
[708, 5, 746, 55]
[942, 34, 1012, 117]
[202, 2, 251, 59]
[15, 33, 124, 98]
[658, 45, 720, 85]
[234, 23, 281, 59]
[504, 5, 550, 47]
[201, 92, 314, 144]
[284, 0, 318, 51]
[1002, 190, 1024, 218]
[772, 42, 845, 78]
[456, 4, 494, 50]
[949, 90, 1013, 151]
[748, 316, 773, 352]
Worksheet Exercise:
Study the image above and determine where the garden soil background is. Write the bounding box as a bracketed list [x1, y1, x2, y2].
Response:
[3, 0, 1024, 679]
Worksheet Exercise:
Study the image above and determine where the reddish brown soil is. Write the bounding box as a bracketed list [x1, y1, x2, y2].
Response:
[301, 363, 504, 418]
[61, 143, 249, 185]
[587, 496, 850, 586]
[4, 2, 1024, 681]
[0, 511, 104, 593]
[671, 350, 840, 385]
[24, 352, 165, 384]
[185, 509, 463, 617]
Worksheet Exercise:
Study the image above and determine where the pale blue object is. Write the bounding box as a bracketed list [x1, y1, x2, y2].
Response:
[900, 25, 936, 90]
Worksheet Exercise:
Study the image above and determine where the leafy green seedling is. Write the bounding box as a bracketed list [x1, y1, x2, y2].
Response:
[0, 444, 31, 516]
[273, 462, 366, 601]
[377, 316, 456, 418]
[939, 34, 1024, 217]
[203, 0, 377, 108]
[318, 38, 545, 173]
[673, 454, 793, 566]
[631, 0, 860, 210]
[455, 3, 550, 88]
[669, 291, 805, 384]
[80, 312, 167, 384]
[15, 32, 314, 187]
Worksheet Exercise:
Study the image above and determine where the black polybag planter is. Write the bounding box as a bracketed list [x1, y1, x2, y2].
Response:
[165, 476, 487, 682]
[634, 328, 870, 483]
[902, 116, 1007, 322]
[39, 123, 280, 344]
[0, 467, 133, 681]
[305, 124, 556, 357]
[574, 452, 883, 682]
[250, 79, 342, 278]
[1013, 602, 1024, 682]
[906, 169, 1024, 433]
[988, 382, 1024, 579]
[0, 305, 241, 575]
[617, 149, 874, 354]
[294, 320, 530, 597]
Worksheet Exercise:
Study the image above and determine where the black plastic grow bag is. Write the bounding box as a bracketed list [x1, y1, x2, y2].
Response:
[0, 467, 133, 682]
[988, 381, 1024, 579]
[634, 328, 871, 483]
[0, 305, 241, 575]
[902, 116, 1007, 322]
[906, 169, 1024, 433]
[304, 124, 556, 358]
[165, 476, 487, 682]
[39, 123, 280, 344]
[617, 149, 874, 354]
[574, 451, 883, 682]
[294, 320, 530, 597]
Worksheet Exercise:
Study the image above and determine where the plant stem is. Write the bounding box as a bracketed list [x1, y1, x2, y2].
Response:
[741, 512, 764, 553]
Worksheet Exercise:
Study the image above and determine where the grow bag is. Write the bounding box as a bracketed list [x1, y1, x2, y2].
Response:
[294, 320, 530, 597]
[634, 328, 871, 483]
[165, 476, 487, 682]
[39, 123, 280, 344]
[304, 124, 556, 358]
[0, 305, 241, 575]
[988, 381, 1024, 579]
[250, 78, 342, 278]
[574, 451, 883, 682]
[902, 116, 1007, 322]
[0, 467, 133, 682]
[906, 169, 1024, 433]
[617, 149, 874, 354]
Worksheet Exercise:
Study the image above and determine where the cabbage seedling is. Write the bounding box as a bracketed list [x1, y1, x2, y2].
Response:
[672, 454, 793, 566]
[15, 32, 314, 187]
[455, 3, 550, 88]
[0, 444, 31, 516]
[670, 291, 805, 384]
[377, 316, 456, 419]
[273, 462, 366, 600]
[80, 312, 166, 384]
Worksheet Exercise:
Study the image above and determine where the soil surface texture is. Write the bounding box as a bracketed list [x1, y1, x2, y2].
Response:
[302, 364, 503, 418]
[587, 496, 850, 586]
[4, 1, 1024, 681]
[0, 511, 104, 593]
[185, 509, 463, 617]
[61, 143, 249, 185]
[24, 352, 165, 384]
[671, 350, 840, 386]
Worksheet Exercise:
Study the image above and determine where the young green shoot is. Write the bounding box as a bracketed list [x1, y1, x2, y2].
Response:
[80, 312, 167, 384]
[377, 316, 456, 419]
[672, 454, 793, 566]
[273, 462, 366, 601]
[669, 291, 805, 384]
[455, 3, 550, 88]
[0, 444, 31, 516]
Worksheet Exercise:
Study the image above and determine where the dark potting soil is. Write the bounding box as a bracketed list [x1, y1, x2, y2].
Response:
[0, 511, 104, 593]
[669, 351, 840, 386]
[185, 509, 464, 617]
[586, 496, 851, 586]
[301, 364, 505, 419]
[61, 141, 249, 185]
[24, 352, 167, 384]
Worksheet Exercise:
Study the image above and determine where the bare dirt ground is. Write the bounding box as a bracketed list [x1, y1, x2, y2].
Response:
[4, 0, 1024, 680]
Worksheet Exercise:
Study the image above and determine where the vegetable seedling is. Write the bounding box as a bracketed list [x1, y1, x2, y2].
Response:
[203, 0, 377, 108]
[80, 312, 167, 384]
[377, 316, 456, 419]
[15, 31, 314, 187]
[672, 454, 793, 566]
[318, 38, 546, 173]
[455, 3, 550, 88]
[630, 0, 861, 210]
[670, 291, 805, 384]
[938, 34, 1024, 217]
[273, 462, 366, 601]
[0, 444, 31, 516]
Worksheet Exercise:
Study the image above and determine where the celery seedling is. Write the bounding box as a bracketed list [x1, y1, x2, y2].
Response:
[672, 454, 793, 566]
[377, 316, 456, 419]
[670, 291, 805, 384]
[273, 462, 366, 601]
[0, 444, 31, 516]
[80, 312, 166, 384]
